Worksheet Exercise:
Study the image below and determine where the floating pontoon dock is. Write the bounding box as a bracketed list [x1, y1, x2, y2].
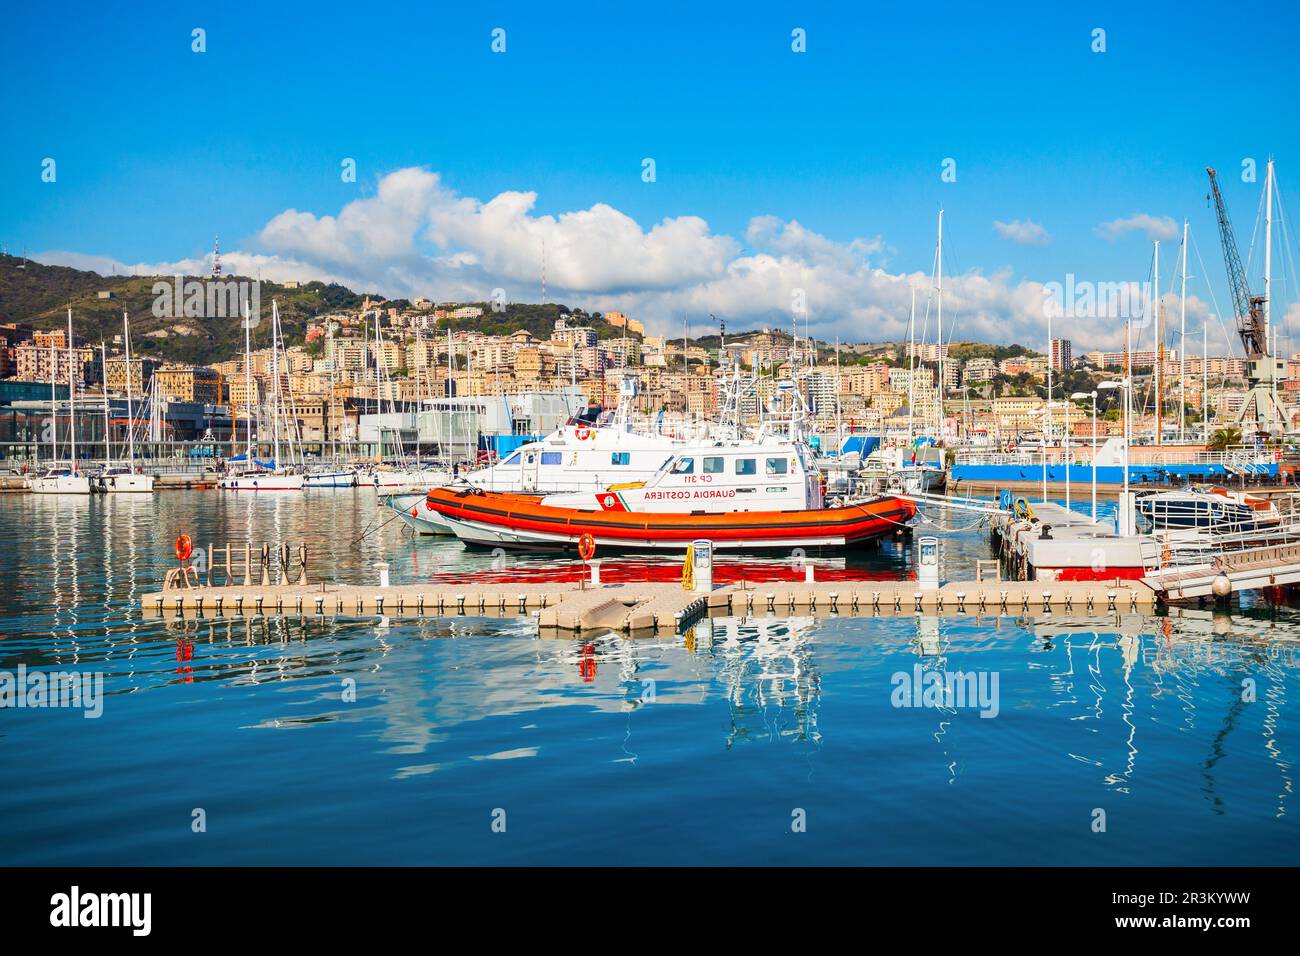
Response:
[142, 570, 1158, 635]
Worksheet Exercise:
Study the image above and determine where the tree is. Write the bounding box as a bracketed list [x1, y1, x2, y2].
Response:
[1207, 426, 1242, 450]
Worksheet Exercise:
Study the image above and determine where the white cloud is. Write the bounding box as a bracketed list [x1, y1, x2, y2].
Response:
[33, 167, 1164, 350]
[1093, 213, 1180, 242]
[992, 219, 1050, 246]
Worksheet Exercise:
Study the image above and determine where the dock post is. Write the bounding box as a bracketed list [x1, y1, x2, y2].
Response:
[260, 543, 270, 587]
[242, 543, 252, 587]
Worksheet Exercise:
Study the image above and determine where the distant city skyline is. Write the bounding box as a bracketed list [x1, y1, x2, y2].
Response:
[3, 1, 1299, 353]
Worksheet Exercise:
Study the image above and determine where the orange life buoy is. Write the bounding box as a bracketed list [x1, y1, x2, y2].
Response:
[411, 506, 419, 518]
[578, 533, 596, 561]
[174, 534, 193, 562]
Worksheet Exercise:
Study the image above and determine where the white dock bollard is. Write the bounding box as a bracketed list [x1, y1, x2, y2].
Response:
[377, 562, 390, 589]
[691, 539, 713, 593]
[589, 559, 601, 586]
[805, 562, 815, 584]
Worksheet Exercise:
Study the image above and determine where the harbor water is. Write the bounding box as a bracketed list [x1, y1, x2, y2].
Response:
[1, 491, 1298, 865]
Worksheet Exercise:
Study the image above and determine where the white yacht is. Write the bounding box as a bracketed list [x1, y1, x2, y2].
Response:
[303, 467, 356, 488]
[31, 309, 91, 495]
[30, 465, 92, 495]
[95, 465, 153, 493]
[96, 311, 154, 493]
[220, 299, 304, 492]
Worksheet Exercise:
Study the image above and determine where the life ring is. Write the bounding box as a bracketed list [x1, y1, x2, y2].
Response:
[175, 534, 193, 562]
[578, 533, 596, 561]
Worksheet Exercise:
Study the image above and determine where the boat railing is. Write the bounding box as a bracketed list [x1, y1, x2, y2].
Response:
[954, 448, 1275, 468]
[1141, 517, 1300, 572]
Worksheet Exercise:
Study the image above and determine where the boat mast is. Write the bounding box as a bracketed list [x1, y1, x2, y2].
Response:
[100, 341, 110, 465]
[1264, 158, 1274, 353]
[49, 336, 57, 463]
[1179, 220, 1188, 442]
[328, 322, 337, 463]
[1264, 158, 1276, 414]
[67, 307, 77, 469]
[1154, 240, 1161, 445]
[907, 286, 916, 445]
[243, 299, 253, 459]
[271, 299, 282, 468]
[1202, 321, 1208, 442]
[936, 208, 944, 438]
[414, 324, 422, 471]
[124, 311, 137, 467]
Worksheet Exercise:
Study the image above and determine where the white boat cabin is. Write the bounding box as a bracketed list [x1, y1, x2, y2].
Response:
[541, 440, 824, 514]
[466, 423, 681, 493]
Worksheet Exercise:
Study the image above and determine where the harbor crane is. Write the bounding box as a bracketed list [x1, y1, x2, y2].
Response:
[1206, 163, 1288, 434]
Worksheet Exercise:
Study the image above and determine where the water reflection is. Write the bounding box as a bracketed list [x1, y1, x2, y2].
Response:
[2, 491, 1300, 864]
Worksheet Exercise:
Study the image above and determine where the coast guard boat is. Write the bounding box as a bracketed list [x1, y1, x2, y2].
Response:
[424, 436, 915, 553]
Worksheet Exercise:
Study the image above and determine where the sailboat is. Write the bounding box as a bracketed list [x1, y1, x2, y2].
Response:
[367, 317, 452, 491]
[303, 321, 357, 487]
[96, 311, 154, 492]
[30, 308, 92, 494]
[219, 299, 304, 490]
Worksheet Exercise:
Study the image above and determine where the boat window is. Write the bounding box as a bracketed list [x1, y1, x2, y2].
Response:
[735, 458, 756, 475]
[503, 452, 520, 466]
[541, 452, 562, 465]
[703, 456, 724, 474]
[766, 457, 788, 475]
[671, 457, 694, 475]
[611, 452, 631, 465]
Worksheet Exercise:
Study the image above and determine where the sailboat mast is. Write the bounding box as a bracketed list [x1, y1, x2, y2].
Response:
[1155, 240, 1162, 445]
[328, 322, 336, 463]
[414, 325, 422, 470]
[243, 300, 253, 458]
[907, 286, 916, 444]
[1264, 159, 1274, 345]
[100, 341, 110, 465]
[271, 300, 281, 466]
[936, 208, 944, 437]
[1202, 322, 1208, 442]
[1179, 221, 1188, 442]
[124, 311, 137, 467]
[49, 337, 57, 463]
[67, 307, 77, 468]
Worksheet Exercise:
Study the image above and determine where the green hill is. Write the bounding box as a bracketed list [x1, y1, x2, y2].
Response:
[0, 254, 374, 364]
[0, 255, 645, 365]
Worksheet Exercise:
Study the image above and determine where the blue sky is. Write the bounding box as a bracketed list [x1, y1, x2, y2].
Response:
[3, 0, 1299, 350]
